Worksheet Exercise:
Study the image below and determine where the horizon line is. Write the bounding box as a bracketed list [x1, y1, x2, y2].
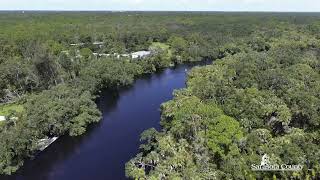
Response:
[0, 10, 320, 13]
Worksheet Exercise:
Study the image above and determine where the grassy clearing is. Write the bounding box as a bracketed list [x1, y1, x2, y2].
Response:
[0, 103, 24, 116]
[150, 42, 173, 58]
[151, 42, 170, 49]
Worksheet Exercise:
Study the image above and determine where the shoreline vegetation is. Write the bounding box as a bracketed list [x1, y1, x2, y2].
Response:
[0, 12, 319, 179]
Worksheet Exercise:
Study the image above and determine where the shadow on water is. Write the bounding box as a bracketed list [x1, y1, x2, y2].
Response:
[0, 60, 213, 180]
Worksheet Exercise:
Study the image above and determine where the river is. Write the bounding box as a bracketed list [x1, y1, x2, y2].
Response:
[2, 61, 211, 180]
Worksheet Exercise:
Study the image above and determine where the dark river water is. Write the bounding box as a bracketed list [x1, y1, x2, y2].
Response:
[2, 61, 210, 180]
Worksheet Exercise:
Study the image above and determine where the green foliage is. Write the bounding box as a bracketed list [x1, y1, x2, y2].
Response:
[0, 126, 37, 175]
[24, 84, 101, 137]
[0, 104, 24, 117]
[1, 12, 320, 178]
[78, 58, 143, 92]
[127, 95, 245, 179]
[148, 42, 173, 68]
[223, 88, 292, 132]
[45, 40, 65, 55]
[127, 14, 320, 179]
[206, 115, 243, 156]
[80, 48, 93, 59]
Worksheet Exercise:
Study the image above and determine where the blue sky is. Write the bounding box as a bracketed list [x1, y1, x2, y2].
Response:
[0, 0, 319, 12]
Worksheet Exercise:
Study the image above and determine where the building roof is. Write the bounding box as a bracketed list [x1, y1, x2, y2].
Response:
[70, 43, 85, 46]
[0, 116, 6, 121]
[131, 51, 151, 59]
[93, 41, 104, 45]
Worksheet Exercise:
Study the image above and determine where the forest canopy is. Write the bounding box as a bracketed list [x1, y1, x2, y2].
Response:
[0, 12, 319, 178]
[125, 13, 320, 179]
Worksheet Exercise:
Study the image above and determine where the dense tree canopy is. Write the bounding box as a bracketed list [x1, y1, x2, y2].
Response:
[126, 18, 320, 179]
[0, 12, 320, 177]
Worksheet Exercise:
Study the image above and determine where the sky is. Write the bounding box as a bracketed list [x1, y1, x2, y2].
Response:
[0, 0, 319, 12]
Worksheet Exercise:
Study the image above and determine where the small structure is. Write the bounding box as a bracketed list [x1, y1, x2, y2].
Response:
[93, 42, 104, 48]
[93, 50, 152, 59]
[37, 137, 59, 151]
[70, 43, 85, 46]
[0, 116, 6, 122]
[122, 54, 130, 57]
[93, 53, 132, 59]
[61, 50, 69, 55]
[93, 53, 112, 57]
[92, 41, 104, 45]
[131, 51, 151, 59]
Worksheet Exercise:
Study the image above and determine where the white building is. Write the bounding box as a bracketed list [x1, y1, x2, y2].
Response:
[92, 41, 104, 45]
[70, 43, 85, 46]
[0, 116, 6, 122]
[131, 51, 151, 59]
[93, 42, 104, 48]
[92, 51, 152, 59]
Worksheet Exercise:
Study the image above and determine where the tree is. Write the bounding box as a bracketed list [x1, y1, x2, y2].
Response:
[24, 84, 101, 137]
[80, 48, 93, 59]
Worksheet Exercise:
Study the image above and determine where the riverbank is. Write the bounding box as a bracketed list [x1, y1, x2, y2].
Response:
[1, 61, 212, 180]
